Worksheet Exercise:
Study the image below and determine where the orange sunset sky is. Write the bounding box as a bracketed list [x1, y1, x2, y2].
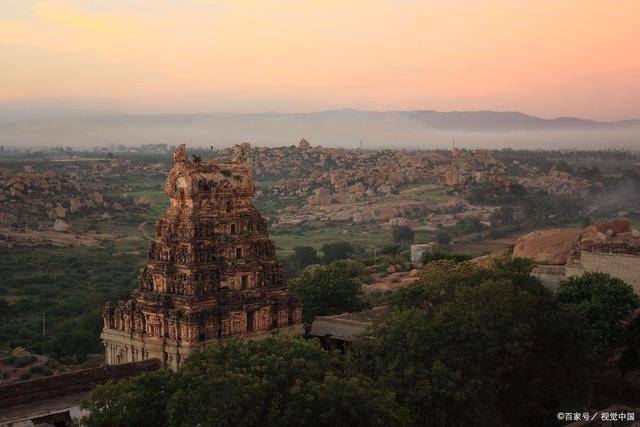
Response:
[1, 0, 639, 120]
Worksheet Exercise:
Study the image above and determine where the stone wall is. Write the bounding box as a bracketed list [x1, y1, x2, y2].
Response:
[531, 264, 566, 289]
[566, 251, 640, 294]
[0, 359, 160, 408]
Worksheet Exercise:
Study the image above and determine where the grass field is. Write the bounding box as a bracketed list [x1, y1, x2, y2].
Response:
[271, 226, 391, 256]
[394, 183, 457, 204]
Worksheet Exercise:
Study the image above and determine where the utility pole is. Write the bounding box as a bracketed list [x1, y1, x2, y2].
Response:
[42, 312, 46, 336]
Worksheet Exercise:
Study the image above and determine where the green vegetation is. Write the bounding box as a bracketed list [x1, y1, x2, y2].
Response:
[82, 337, 408, 427]
[291, 264, 365, 323]
[320, 241, 356, 264]
[0, 245, 143, 361]
[556, 272, 639, 361]
[281, 245, 321, 278]
[271, 225, 404, 257]
[391, 225, 414, 244]
[421, 248, 472, 264]
[81, 257, 640, 427]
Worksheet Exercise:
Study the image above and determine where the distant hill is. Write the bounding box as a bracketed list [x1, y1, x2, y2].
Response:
[1, 109, 639, 149]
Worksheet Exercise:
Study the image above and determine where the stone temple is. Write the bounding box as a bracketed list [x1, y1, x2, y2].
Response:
[102, 144, 302, 370]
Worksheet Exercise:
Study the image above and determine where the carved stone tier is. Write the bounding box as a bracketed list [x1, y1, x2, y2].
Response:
[102, 144, 302, 370]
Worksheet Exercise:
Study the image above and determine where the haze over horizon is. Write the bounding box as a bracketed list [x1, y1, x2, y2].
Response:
[1, 108, 639, 150]
[2, 1, 640, 121]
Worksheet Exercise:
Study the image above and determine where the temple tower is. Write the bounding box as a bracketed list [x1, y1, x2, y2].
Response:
[101, 144, 302, 370]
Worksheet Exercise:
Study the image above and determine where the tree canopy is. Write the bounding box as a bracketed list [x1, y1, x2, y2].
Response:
[80, 258, 640, 427]
[82, 337, 408, 427]
[391, 225, 415, 244]
[556, 272, 639, 360]
[352, 276, 597, 426]
[291, 264, 364, 323]
[320, 241, 355, 264]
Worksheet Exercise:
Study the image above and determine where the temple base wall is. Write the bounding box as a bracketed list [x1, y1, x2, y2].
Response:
[102, 324, 304, 371]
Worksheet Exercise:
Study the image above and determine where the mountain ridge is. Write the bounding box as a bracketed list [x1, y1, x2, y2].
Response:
[1, 108, 638, 149]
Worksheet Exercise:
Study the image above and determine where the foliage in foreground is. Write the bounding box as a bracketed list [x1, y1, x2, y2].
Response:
[556, 272, 639, 361]
[81, 337, 408, 427]
[81, 258, 640, 427]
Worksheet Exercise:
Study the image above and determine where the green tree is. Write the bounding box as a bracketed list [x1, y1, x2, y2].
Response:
[435, 230, 451, 245]
[556, 272, 639, 360]
[391, 226, 415, 244]
[291, 265, 363, 323]
[49, 322, 95, 363]
[421, 249, 472, 264]
[281, 373, 409, 427]
[291, 245, 320, 269]
[619, 315, 640, 376]
[329, 259, 371, 284]
[82, 337, 408, 427]
[82, 369, 176, 427]
[353, 279, 597, 427]
[321, 241, 355, 264]
[489, 206, 514, 226]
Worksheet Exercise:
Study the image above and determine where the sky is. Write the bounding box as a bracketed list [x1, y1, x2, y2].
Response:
[1, 0, 639, 120]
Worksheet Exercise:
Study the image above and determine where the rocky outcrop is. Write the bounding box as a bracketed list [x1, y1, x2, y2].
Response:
[512, 228, 583, 265]
[69, 197, 83, 214]
[298, 138, 311, 150]
[48, 204, 67, 219]
[513, 220, 640, 266]
[578, 220, 640, 255]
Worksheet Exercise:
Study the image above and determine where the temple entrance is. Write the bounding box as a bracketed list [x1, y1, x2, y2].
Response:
[247, 311, 254, 332]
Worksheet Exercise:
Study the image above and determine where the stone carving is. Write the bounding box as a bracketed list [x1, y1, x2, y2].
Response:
[102, 144, 301, 370]
[174, 144, 189, 163]
[233, 142, 250, 164]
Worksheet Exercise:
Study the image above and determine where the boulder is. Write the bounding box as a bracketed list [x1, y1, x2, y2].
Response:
[298, 138, 311, 150]
[353, 211, 374, 224]
[348, 182, 366, 194]
[388, 217, 409, 226]
[584, 219, 630, 237]
[308, 194, 332, 206]
[372, 206, 399, 221]
[512, 228, 582, 265]
[377, 184, 393, 194]
[329, 210, 355, 222]
[69, 197, 83, 213]
[90, 192, 104, 205]
[48, 204, 67, 219]
[332, 192, 355, 204]
[53, 219, 70, 232]
[134, 196, 152, 206]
